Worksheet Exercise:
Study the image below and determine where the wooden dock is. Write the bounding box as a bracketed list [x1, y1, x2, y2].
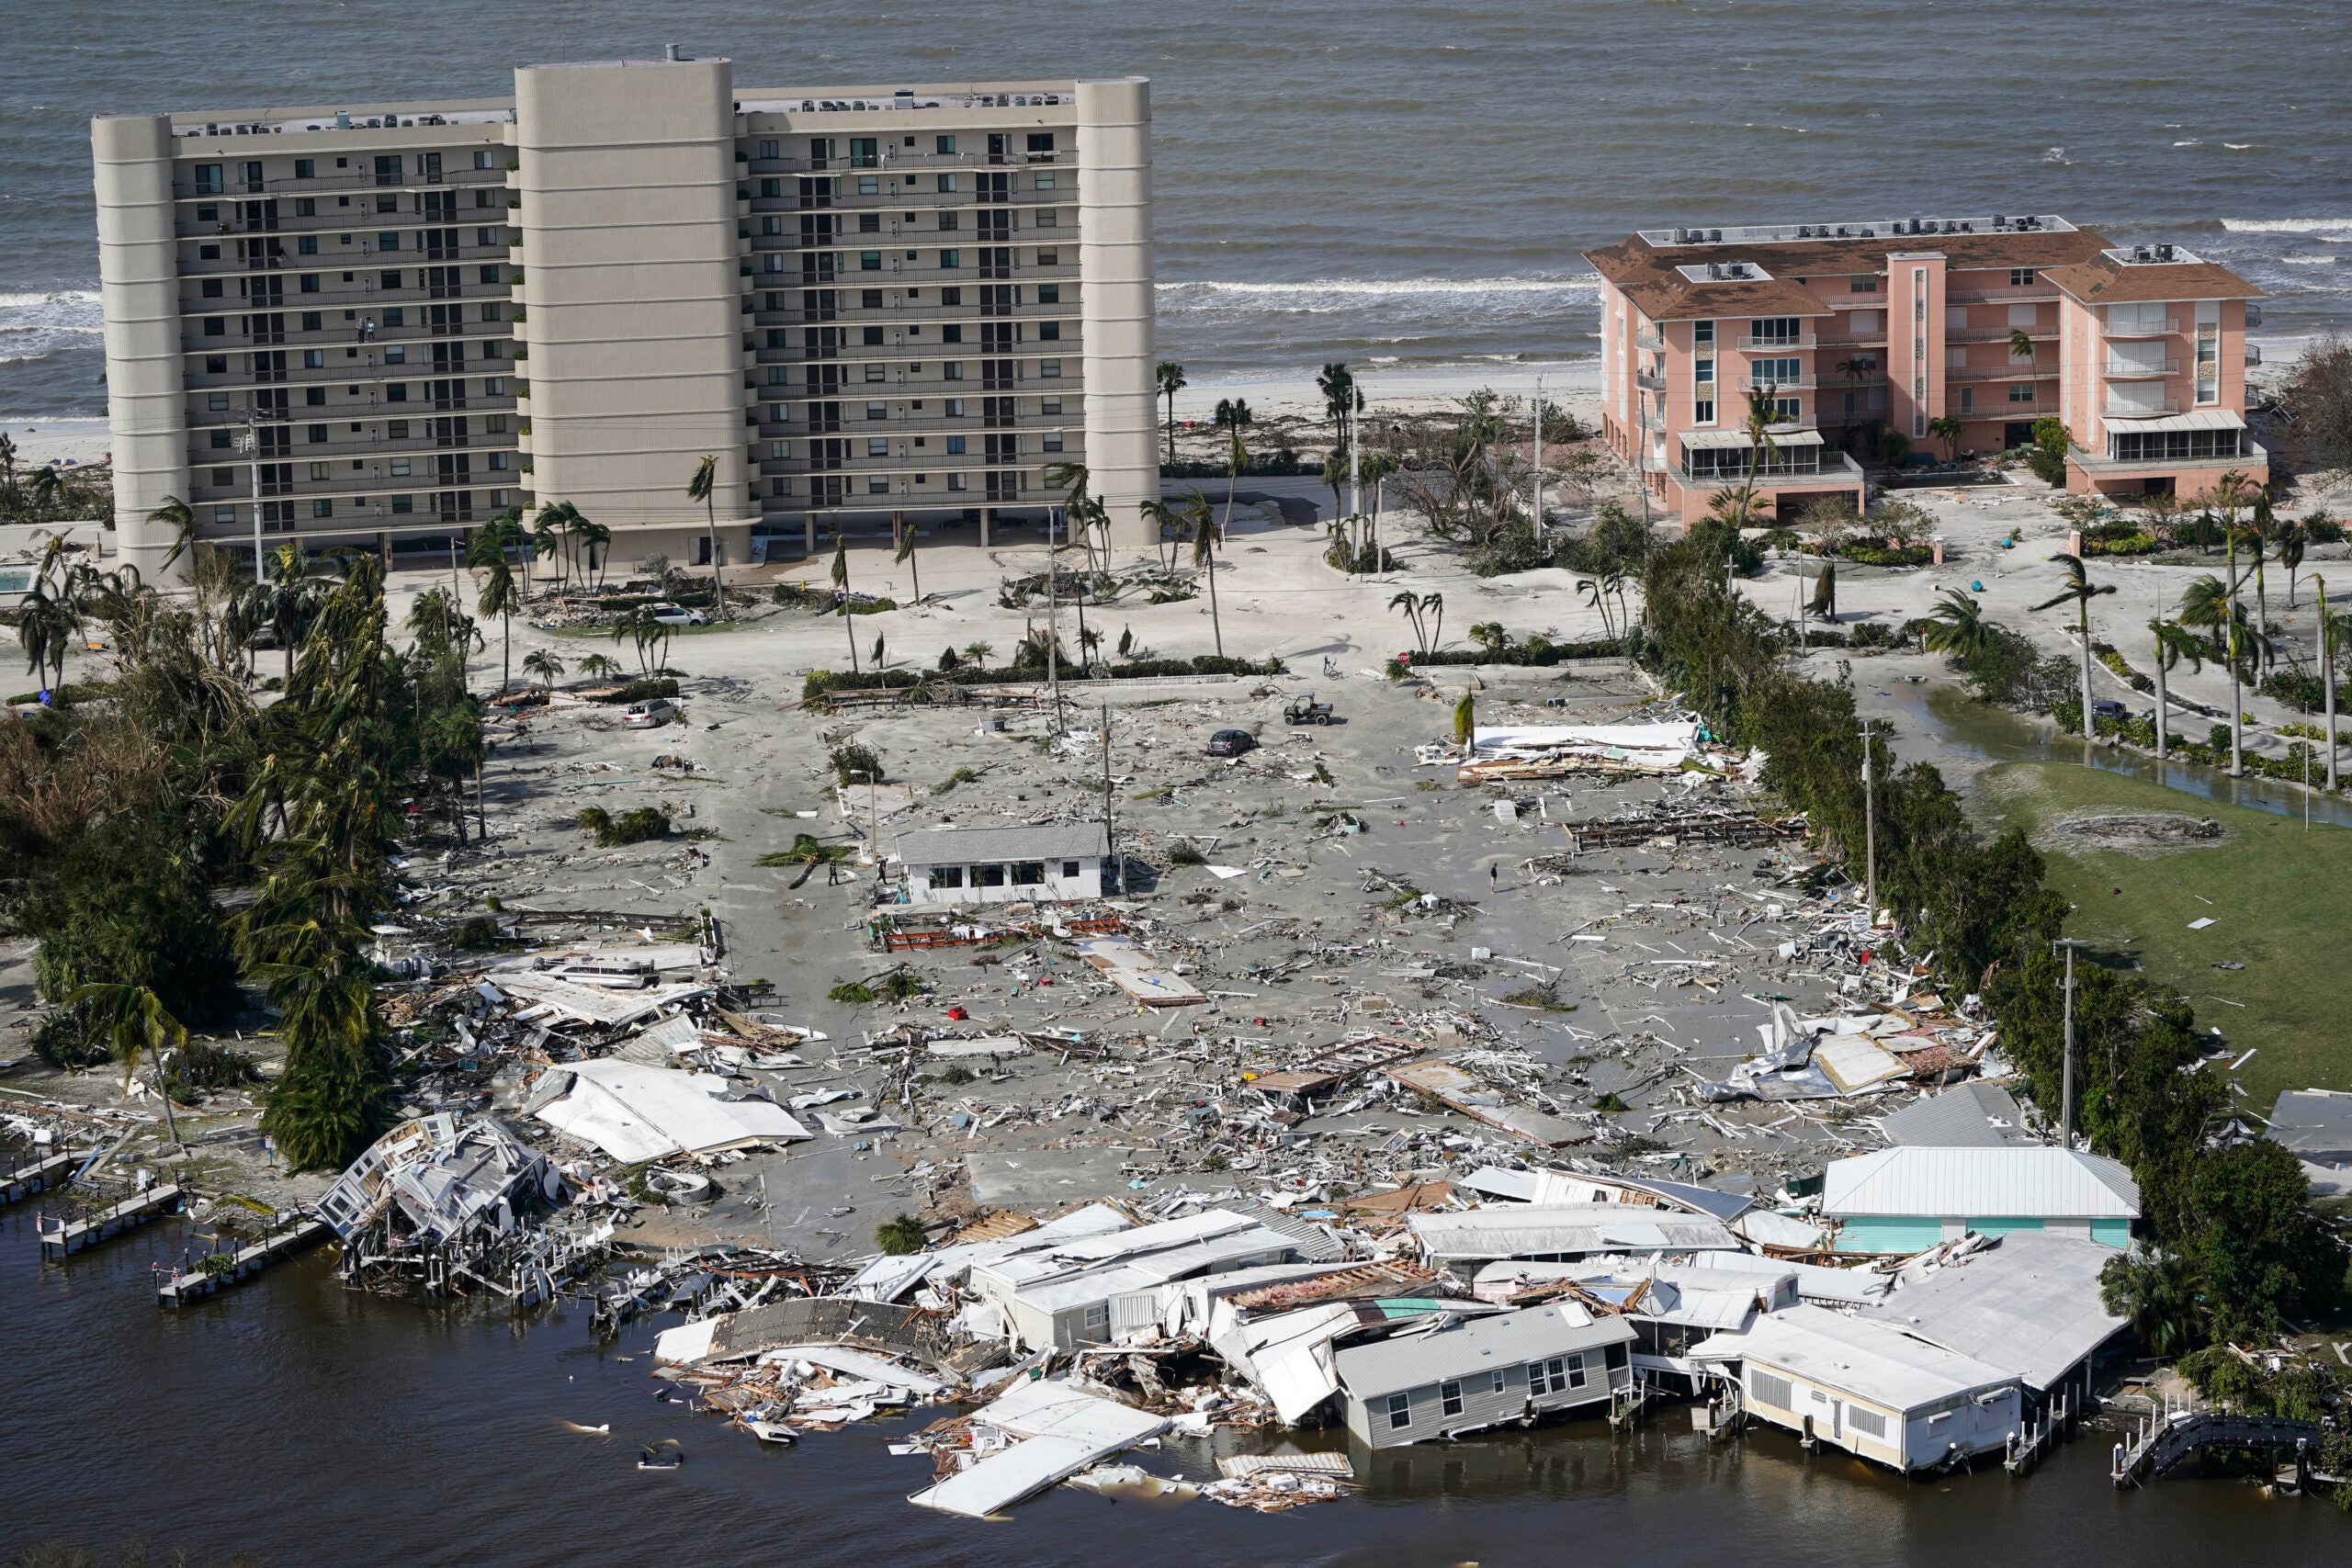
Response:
[156, 1216, 329, 1305]
[0, 1149, 88, 1206]
[37, 1182, 185, 1258]
[2112, 1402, 2321, 1486]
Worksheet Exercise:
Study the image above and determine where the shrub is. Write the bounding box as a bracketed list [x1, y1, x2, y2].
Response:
[2027, 418, 2073, 486]
[828, 980, 877, 1004]
[575, 805, 672, 846]
[875, 1213, 930, 1254]
[1167, 843, 1207, 866]
[877, 971, 928, 998]
[30, 1005, 109, 1069]
[168, 1040, 261, 1096]
[1849, 620, 1902, 649]
[829, 741, 882, 785]
[591, 677, 679, 704]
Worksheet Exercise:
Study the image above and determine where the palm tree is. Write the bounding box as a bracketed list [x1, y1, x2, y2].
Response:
[894, 524, 922, 604]
[262, 542, 319, 682]
[1190, 491, 1225, 659]
[2222, 522, 2250, 773]
[533, 501, 576, 592]
[1389, 589, 1428, 657]
[2280, 519, 2307, 609]
[578, 516, 613, 591]
[2319, 575, 2341, 792]
[2033, 553, 2118, 739]
[578, 652, 622, 682]
[2246, 483, 2277, 666]
[1156, 361, 1187, 466]
[15, 582, 78, 697]
[1317, 362, 1358, 453]
[686, 455, 730, 619]
[2149, 610, 2204, 762]
[1736, 383, 1781, 521]
[147, 495, 200, 575]
[1807, 559, 1838, 622]
[1420, 591, 1445, 654]
[831, 535, 859, 673]
[1920, 590, 1995, 660]
[523, 649, 565, 692]
[470, 537, 523, 694]
[2008, 327, 2036, 364]
[68, 983, 186, 1149]
[1928, 413, 1964, 465]
[1577, 574, 1620, 640]
[962, 639, 995, 668]
[1321, 449, 1349, 536]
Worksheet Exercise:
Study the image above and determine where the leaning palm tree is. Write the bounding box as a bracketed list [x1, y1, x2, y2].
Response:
[522, 649, 565, 692]
[15, 583, 77, 696]
[147, 495, 200, 575]
[1576, 574, 1620, 640]
[1919, 590, 1995, 660]
[532, 501, 576, 592]
[1389, 589, 1428, 656]
[686, 455, 729, 619]
[1420, 591, 1445, 654]
[1138, 497, 1181, 575]
[1928, 413, 1964, 465]
[2279, 519, 2307, 609]
[1156, 361, 1187, 466]
[2033, 553, 2118, 740]
[68, 983, 186, 1150]
[2008, 326, 2036, 365]
[894, 524, 923, 604]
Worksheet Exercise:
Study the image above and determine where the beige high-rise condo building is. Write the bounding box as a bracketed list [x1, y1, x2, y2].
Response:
[92, 53, 1159, 580]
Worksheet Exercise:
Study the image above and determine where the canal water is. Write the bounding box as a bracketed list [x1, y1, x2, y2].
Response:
[3, 1202, 2342, 1565]
[1871, 680, 2352, 830]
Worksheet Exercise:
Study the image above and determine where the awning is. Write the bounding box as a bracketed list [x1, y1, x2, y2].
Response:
[2103, 409, 2245, 433]
[1678, 427, 1825, 449]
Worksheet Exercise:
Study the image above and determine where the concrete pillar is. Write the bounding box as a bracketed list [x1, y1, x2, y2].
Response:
[514, 56, 752, 548]
[1075, 78, 1159, 551]
[92, 113, 189, 583]
[982, 506, 994, 547]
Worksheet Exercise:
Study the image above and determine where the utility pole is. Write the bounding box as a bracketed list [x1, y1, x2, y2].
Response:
[2322, 576, 2339, 793]
[2054, 938, 2082, 1148]
[1101, 701, 1115, 893]
[241, 410, 265, 584]
[1046, 506, 1061, 733]
[1532, 373, 1544, 547]
[1859, 717, 1878, 922]
[1347, 392, 1363, 581]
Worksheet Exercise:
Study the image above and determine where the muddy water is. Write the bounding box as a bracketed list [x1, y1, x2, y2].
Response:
[3, 1202, 2343, 1566]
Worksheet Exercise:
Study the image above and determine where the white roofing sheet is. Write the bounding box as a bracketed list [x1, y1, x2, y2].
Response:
[495, 971, 711, 1028]
[1409, 1203, 1744, 1264]
[1668, 1247, 1892, 1305]
[893, 819, 1108, 866]
[1335, 1305, 1635, 1400]
[1812, 1032, 1910, 1094]
[762, 1343, 950, 1398]
[910, 1381, 1169, 1517]
[1679, 427, 1826, 449]
[533, 1058, 810, 1163]
[1472, 721, 1701, 756]
[1858, 1232, 2126, 1392]
[1015, 1226, 1296, 1314]
[2112, 409, 2245, 434]
[1688, 1303, 2018, 1412]
[1823, 1145, 2140, 1220]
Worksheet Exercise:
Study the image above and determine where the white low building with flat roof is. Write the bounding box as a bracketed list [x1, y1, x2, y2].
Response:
[892, 820, 1107, 906]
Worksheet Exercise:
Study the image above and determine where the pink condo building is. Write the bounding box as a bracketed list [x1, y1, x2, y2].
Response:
[1586, 215, 2266, 525]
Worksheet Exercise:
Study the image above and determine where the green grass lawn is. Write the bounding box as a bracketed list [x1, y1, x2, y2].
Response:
[1973, 760, 2352, 1116]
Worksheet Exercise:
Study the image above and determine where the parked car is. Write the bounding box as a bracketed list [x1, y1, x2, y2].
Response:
[621, 697, 680, 729]
[1206, 728, 1256, 757]
[2090, 699, 2129, 723]
[647, 603, 709, 626]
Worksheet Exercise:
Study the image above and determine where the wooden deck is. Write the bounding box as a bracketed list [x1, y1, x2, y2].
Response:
[39, 1182, 185, 1258]
[156, 1217, 330, 1305]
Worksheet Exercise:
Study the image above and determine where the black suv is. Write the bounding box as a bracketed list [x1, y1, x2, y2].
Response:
[1206, 728, 1255, 758]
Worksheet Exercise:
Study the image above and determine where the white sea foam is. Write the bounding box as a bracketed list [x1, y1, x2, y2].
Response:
[2221, 218, 2352, 233]
[1159, 276, 1598, 300]
[2278, 255, 2341, 265]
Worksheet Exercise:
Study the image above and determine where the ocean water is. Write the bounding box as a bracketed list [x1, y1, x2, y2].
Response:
[3, 0, 2349, 418]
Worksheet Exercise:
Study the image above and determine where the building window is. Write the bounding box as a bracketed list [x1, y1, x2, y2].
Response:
[2008, 383, 2035, 404]
[866, 400, 888, 420]
[1040, 359, 1062, 378]
[867, 476, 888, 493]
[1010, 861, 1046, 886]
[866, 437, 889, 457]
[1081, 1303, 1109, 1337]
[305, 387, 326, 406]
[1850, 275, 1877, 292]
[311, 499, 334, 519]
[947, 473, 967, 491]
[940, 249, 960, 269]
[390, 494, 413, 513]
[758, 140, 780, 160]
[946, 435, 967, 455]
[201, 279, 223, 299]
[858, 212, 880, 232]
[203, 317, 226, 336]
[480, 265, 500, 284]
[378, 232, 400, 251]
[1039, 321, 1061, 342]
[212, 506, 234, 524]
[1061, 860, 1080, 877]
[1749, 317, 1803, 346]
[1958, 386, 1973, 412]
[1035, 172, 1057, 191]
[860, 251, 881, 271]
[2010, 268, 2036, 288]
[303, 349, 324, 368]
[933, 865, 964, 888]
[1042, 433, 1064, 452]
[1565, 1353, 1587, 1389]
[208, 392, 230, 411]
[1849, 1407, 1889, 1439]
[857, 175, 879, 197]
[944, 362, 964, 381]
[1692, 399, 1715, 424]
[1750, 1371, 1795, 1410]
[209, 429, 232, 448]
[1387, 1393, 1412, 1430]
[1692, 319, 1714, 346]
[973, 863, 1006, 887]
[194, 164, 223, 195]
[390, 458, 412, 477]
[298, 236, 319, 255]
[936, 135, 956, 154]
[865, 364, 886, 381]
[308, 423, 327, 442]
[1440, 1381, 1463, 1418]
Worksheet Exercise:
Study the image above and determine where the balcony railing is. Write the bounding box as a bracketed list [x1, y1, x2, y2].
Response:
[2245, 345, 2264, 367]
[1634, 326, 1665, 351]
[2074, 436, 2267, 473]
[1948, 364, 2059, 381]
[2102, 316, 2178, 337]
[2103, 357, 2180, 378]
[1677, 451, 1867, 486]
[1634, 368, 1666, 392]
[1739, 374, 1814, 390]
[1636, 410, 1667, 433]
[2104, 397, 2182, 418]
[1737, 333, 1815, 350]
[1948, 325, 2055, 343]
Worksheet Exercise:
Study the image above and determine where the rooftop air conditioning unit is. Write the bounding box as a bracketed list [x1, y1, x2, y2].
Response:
[1674, 227, 1690, 243]
[1707, 262, 1722, 279]
[1709, 229, 1723, 243]
[2156, 243, 2176, 262]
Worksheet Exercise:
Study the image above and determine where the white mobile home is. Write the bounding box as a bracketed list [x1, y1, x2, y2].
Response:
[968, 1209, 1303, 1351]
[892, 821, 1108, 908]
[1333, 1304, 1638, 1450]
[1690, 1303, 2022, 1472]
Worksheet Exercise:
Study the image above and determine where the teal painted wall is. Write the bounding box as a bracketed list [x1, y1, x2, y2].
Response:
[1835, 1216, 1944, 1254]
